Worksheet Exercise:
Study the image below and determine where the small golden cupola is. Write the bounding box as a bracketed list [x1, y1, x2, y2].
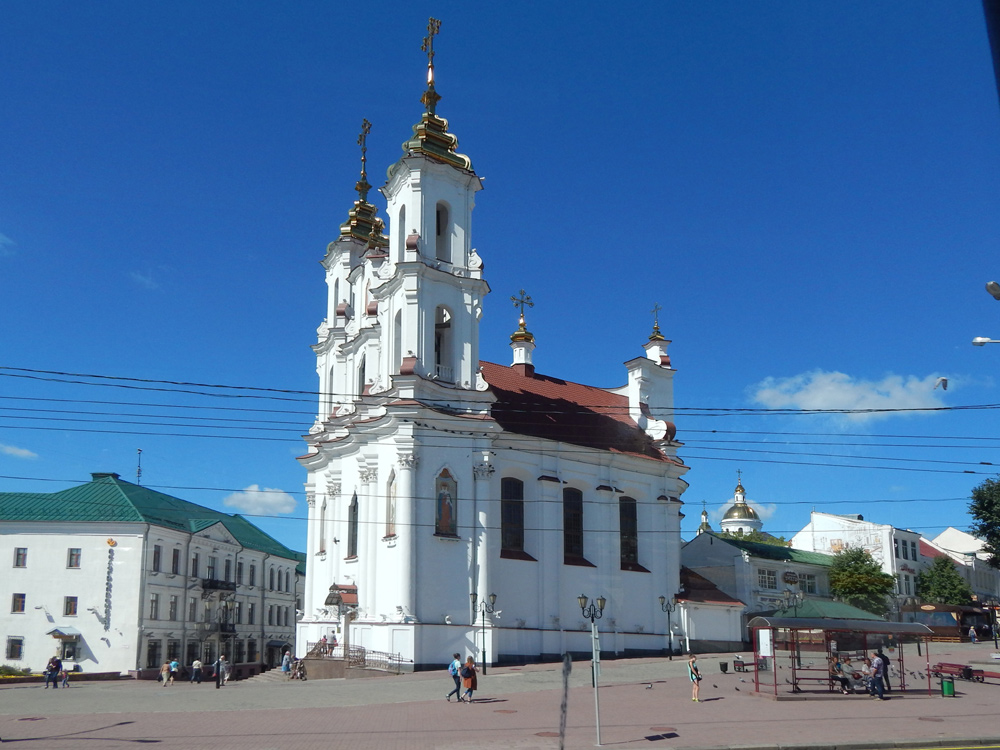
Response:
[509, 289, 536, 377]
[719, 471, 763, 534]
[396, 18, 474, 173]
[339, 118, 387, 253]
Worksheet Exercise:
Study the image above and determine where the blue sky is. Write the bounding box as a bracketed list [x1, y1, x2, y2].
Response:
[2, 1, 999, 552]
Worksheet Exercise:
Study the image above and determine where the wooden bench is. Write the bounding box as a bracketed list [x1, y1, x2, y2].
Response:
[931, 662, 985, 682]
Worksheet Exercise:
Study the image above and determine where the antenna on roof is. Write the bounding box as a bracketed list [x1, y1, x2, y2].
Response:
[137, 448, 143, 485]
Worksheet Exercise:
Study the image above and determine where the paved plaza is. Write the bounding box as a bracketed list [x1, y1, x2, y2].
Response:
[2, 641, 999, 749]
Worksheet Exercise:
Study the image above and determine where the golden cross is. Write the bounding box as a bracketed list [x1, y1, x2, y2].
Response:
[422, 18, 441, 70]
[355, 119, 372, 202]
[510, 289, 534, 318]
[651, 302, 662, 328]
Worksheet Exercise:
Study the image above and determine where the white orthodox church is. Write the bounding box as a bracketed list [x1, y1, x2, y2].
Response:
[296, 22, 689, 669]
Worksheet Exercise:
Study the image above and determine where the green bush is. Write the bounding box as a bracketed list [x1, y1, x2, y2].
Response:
[0, 664, 32, 676]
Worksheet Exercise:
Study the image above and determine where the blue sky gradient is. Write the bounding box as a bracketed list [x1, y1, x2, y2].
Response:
[2, 1, 1000, 551]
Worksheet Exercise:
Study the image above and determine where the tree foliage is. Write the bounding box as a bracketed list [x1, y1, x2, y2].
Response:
[916, 556, 974, 606]
[828, 547, 896, 615]
[718, 529, 789, 546]
[970, 476, 1000, 568]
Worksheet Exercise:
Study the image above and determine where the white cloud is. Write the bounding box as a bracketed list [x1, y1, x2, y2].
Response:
[0, 233, 15, 257]
[750, 370, 947, 422]
[0, 443, 39, 459]
[222, 484, 296, 516]
[130, 270, 158, 289]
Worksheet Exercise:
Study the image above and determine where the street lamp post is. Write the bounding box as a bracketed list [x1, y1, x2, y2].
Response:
[470, 592, 498, 675]
[578, 594, 606, 747]
[658, 594, 678, 660]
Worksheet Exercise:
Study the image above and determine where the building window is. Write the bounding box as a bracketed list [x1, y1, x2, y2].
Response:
[13, 547, 27, 568]
[171, 548, 181, 574]
[146, 640, 162, 669]
[64, 596, 78, 617]
[235, 639, 245, 664]
[191, 553, 200, 578]
[758, 568, 777, 590]
[910, 541, 917, 560]
[285, 571, 290, 593]
[207, 556, 217, 580]
[894, 539, 899, 558]
[247, 639, 257, 663]
[11, 593, 26, 613]
[386, 472, 397, 537]
[903, 574, 912, 595]
[434, 470, 458, 536]
[501, 478, 525, 553]
[152, 545, 162, 572]
[619, 496, 639, 568]
[235, 601, 243, 625]
[149, 593, 160, 620]
[435, 202, 450, 261]
[268, 605, 274, 626]
[168, 595, 178, 621]
[248, 603, 256, 625]
[276, 568, 282, 592]
[224, 559, 232, 583]
[348, 493, 359, 557]
[269, 568, 275, 591]
[249, 564, 256, 588]
[189, 598, 197, 622]
[67, 548, 81, 569]
[6, 636, 24, 660]
[236, 561, 244, 585]
[901, 542, 908, 560]
[563, 488, 584, 561]
[433, 307, 454, 382]
[801, 574, 818, 594]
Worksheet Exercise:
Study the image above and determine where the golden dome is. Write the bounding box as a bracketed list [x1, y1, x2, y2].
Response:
[722, 502, 759, 521]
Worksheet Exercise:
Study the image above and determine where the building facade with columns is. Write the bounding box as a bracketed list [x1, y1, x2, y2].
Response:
[296, 28, 689, 669]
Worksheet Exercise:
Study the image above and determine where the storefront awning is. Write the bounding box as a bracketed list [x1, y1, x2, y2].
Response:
[46, 627, 82, 639]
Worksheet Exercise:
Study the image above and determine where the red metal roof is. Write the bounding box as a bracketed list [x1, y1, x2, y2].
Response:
[919, 539, 949, 559]
[480, 360, 678, 463]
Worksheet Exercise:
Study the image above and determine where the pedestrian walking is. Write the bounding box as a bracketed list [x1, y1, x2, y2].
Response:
[445, 652, 462, 701]
[319, 635, 328, 655]
[460, 656, 479, 703]
[190, 658, 203, 684]
[969, 625, 978, 643]
[44, 656, 62, 690]
[869, 651, 885, 700]
[875, 648, 891, 692]
[159, 660, 171, 687]
[688, 654, 701, 702]
[282, 650, 292, 678]
[169, 658, 180, 684]
[60, 669, 69, 688]
[214, 654, 226, 689]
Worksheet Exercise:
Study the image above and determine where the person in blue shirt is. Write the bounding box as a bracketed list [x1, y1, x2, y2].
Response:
[446, 653, 462, 702]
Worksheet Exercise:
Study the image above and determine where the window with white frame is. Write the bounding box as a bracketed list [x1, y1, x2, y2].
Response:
[67, 548, 81, 568]
[152, 544, 162, 572]
[168, 595, 178, 621]
[13, 547, 27, 568]
[758, 568, 778, 589]
[11, 593, 26, 613]
[149, 593, 160, 620]
[63, 596, 78, 616]
[800, 574, 817, 594]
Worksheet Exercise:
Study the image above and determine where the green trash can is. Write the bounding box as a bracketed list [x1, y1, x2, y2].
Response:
[940, 675, 955, 697]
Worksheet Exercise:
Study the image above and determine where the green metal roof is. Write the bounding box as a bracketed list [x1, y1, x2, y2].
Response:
[770, 599, 884, 620]
[0, 472, 302, 562]
[710, 534, 836, 566]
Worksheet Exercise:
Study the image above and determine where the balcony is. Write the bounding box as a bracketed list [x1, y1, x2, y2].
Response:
[202, 579, 236, 592]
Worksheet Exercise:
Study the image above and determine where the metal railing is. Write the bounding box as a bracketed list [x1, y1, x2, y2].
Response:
[304, 642, 408, 674]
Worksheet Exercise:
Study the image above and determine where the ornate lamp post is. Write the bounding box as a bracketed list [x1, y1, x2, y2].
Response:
[658, 593, 679, 659]
[470, 592, 498, 675]
[578, 594, 606, 747]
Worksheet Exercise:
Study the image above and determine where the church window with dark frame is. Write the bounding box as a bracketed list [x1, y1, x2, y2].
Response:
[563, 488, 586, 564]
[501, 478, 525, 554]
[347, 492, 359, 558]
[619, 496, 639, 569]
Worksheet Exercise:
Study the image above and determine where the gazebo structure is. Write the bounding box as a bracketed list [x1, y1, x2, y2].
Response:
[746, 616, 935, 698]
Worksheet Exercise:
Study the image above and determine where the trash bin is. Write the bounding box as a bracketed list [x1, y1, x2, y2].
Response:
[940, 675, 955, 697]
[961, 666, 973, 681]
[720, 661, 729, 674]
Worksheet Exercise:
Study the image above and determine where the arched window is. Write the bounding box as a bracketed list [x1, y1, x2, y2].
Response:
[392, 310, 402, 376]
[332, 279, 340, 325]
[434, 307, 453, 382]
[435, 202, 450, 261]
[347, 492, 359, 558]
[397, 204, 406, 258]
[501, 478, 525, 553]
[357, 353, 367, 396]
[269, 567, 275, 591]
[276, 568, 282, 592]
[619, 496, 639, 568]
[563, 488, 584, 563]
[386, 471, 397, 537]
[319, 499, 327, 553]
[285, 571, 290, 592]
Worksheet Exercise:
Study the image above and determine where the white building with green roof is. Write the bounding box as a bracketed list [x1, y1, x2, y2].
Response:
[1, 472, 303, 678]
